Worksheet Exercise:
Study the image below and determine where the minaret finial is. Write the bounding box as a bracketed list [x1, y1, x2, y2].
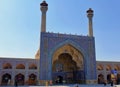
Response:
[87, 8, 94, 37]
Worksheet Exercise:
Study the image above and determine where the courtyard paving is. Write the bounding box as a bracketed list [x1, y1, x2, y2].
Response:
[0, 84, 119, 87]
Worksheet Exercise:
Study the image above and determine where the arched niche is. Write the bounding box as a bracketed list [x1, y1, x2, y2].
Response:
[28, 73, 37, 85]
[97, 65, 103, 70]
[98, 74, 104, 84]
[16, 64, 25, 69]
[1, 73, 11, 85]
[52, 44, 84, 84]
[3, 63, 12, 69]
[15, 73, 25, 85]
[29, 64, 37, 69]
[106, 65, 112, 71]
[52, 44, 84, 71]
[114, 65, 120, 71]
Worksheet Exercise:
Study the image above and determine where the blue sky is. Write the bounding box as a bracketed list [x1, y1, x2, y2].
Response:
[0, 0, 120, 61]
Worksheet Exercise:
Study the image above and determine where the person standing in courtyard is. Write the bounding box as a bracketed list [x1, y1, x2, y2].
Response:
[111, 80, 113, 87]
[14, 79, 18, 87]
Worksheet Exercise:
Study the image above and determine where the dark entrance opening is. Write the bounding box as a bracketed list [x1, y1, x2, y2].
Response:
[98, 74, 104, 84]
[15, 73, 24, 85]
[28, 74, 37, 85]
[1, 73, 11, 85]
[52, 53, 85, 84]
[55, 76, 63, 83]
[107, 74, 111, 84]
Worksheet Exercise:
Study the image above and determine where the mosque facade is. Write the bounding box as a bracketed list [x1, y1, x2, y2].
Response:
[0, 1, 120, 86]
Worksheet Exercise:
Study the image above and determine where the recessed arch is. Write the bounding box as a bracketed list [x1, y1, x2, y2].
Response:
[28, 73, 37, 85]
[97, 65, 103, 70]
[106, 65, 112, 71]
[3, 63, 12, 69]
[50, 40, 88, 62]
[114, 65, 120, 71]
[29, 64, 37, 69]
[1, 73, 11, 85]
[16, 64, 25, 69]
[52, 44, 84, 70]
[51, 41, 86, 84]
[98, 74, 104, 84]
[15, 73, 25, 85]
[53, 53, 78, 72]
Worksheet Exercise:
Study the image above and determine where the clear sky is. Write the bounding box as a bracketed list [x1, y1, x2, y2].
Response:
[0, 0, 120, 61]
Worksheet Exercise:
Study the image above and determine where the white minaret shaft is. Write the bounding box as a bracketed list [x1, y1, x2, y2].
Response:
[40, 1, 48, 32]
[87, 8, 94, 37]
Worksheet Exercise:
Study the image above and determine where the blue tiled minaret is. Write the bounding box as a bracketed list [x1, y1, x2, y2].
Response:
[40, 0, 48, 32]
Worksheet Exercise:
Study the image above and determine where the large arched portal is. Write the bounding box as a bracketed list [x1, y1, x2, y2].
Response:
[52, 44, 85, 84]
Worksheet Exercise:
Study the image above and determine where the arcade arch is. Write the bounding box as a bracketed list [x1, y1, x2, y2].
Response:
[1, 73, 11, 85]
[28, 73, 37, 85]
[3, 63, 12, 69]
[16, 64, 25, 69]
[15, 73, 25, 85]
[114, 65, 120, 71]
[97, 65, 103, 71]
[29, 64, 37, 69]
[106, 65, 111, 71]
[52, 44, 84, 70]
[98, 74, 104, 84]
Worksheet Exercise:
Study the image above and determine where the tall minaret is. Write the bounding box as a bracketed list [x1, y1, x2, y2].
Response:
[40, 0, 48, 32]
[87, 8, 94, 37]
